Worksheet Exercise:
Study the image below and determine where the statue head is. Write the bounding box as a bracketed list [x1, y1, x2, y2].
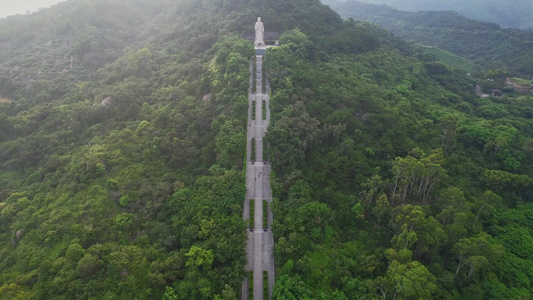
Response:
[258, 17, 261, 22]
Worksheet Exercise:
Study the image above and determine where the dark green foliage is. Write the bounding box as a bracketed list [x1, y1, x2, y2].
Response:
[263, 200, 268, 230]
[252, 101, 256, 120]
[249, 199, 255, 230]
[264, 270, 269, 298]
[248, 271, 253, 298]
[0, 0, 256, 298]
[265, 24, 533, 299]
[1, 0, 532, 299]
[76, 253, 104, 279]
[251, 138, 256, 161]
[263, 139, 268, 162]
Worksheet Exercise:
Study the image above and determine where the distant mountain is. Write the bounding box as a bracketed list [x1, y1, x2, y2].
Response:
[323, 0, 533, 76]
[324, 0, 533, 29]
[0, 0, 66, 19]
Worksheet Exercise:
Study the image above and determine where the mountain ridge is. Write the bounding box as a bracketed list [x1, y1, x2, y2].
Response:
[323, 0, 533, 76]
[322, 0, 533, 29]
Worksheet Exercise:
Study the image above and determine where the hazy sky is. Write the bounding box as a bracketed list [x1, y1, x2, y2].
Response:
[0, 0, 66, 19]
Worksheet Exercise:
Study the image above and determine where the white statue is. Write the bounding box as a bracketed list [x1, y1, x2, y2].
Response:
[254, 17, 265, 46]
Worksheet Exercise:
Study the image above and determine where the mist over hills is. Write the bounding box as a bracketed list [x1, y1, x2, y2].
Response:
[325, 0, 533, 29]
[323, 0, 533, 76]
[0, 0, 532, 299]
[0, 1, 67, 19]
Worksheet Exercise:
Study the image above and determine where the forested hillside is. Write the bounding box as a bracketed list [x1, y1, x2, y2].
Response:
[323, 0, 533, 76]
[264, 15, 533, 300]
[0, 0, 532, 299]
[323, 0, 533, 29]
[0, 0, 259, 298]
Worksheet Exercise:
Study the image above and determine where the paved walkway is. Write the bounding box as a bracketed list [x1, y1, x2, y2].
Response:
[242, 54, 274, 300]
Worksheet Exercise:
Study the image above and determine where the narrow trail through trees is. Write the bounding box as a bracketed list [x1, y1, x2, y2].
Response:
[241, 52, 274, 300]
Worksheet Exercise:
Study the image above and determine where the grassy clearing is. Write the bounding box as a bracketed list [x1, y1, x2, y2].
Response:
[511, 77, 531, 86]
[419, 45, 479, 72]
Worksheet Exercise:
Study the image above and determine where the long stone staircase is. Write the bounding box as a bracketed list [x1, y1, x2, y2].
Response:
[241, 52, 275, 300]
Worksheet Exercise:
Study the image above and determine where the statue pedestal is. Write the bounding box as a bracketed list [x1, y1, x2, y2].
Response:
[254, 45, 274, 50]
[254, 45, 274, 56]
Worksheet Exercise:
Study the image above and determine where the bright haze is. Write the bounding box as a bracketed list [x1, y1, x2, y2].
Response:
[0, 0, 66, 18]
[331, 0, 533, 29]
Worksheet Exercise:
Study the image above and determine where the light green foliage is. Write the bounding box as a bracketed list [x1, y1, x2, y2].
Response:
[374, 260, 437, 299]
[162, 286, 179, 300]
[0, 283, 33, 300]
[418, 45, 479, 73]
[452, 233, 504, 279]
[119, 195, 131, 207]
[272, 274, 313, 300]
[390, 204, 447, 256]
[272, 260, 314, 300]
[113, 213, 134, 231]
[390, 148, 446, 204]
[66, 243, 85, 262]
[351, 203, 364, 219]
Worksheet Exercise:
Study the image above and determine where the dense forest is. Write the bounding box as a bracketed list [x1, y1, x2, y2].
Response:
[323, 0, 533, 29]
[264, 21, 533, 298]
[0, 0, 259, 298]
[0, 0, 532, 299]
[322, 0, 533, 76]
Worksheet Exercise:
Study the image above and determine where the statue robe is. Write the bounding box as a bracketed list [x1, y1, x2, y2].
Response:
[255, 21, 264, 46]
